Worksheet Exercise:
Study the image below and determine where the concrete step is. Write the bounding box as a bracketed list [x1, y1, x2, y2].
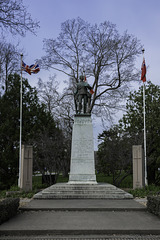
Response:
[33, 183, 133, 199]
[42, 187, 124, 192]
[35, 195, 132, 199]
[61, 188, 120, 191]
[19, 199, 147, 212]
[41, 189, 127, 195]
[47, 184, 117, 189]
[1, 210, 160, 236]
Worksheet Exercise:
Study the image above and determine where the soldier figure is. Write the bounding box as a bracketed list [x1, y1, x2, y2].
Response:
[74, 75, 93, 114]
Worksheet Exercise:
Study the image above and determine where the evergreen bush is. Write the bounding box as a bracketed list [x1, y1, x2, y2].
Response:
[0, 198, 19, 225]
[147, 196, 160, 217]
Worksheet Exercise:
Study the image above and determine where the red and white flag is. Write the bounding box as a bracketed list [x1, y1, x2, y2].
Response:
[141, 59, 146, 82]
[84, 74, 94, 94]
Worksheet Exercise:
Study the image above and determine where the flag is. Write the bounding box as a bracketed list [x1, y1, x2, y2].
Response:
[29, 63, 40, 74]
[141, 59, 146, 82]
[84, 75, 94, 94]
[21, 61, 40, 75]
[90, 89, 94, 95]
[21, 61, 31, 75]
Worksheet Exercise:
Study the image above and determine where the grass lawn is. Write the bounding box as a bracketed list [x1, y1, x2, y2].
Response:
[0, 173, 160, 199]
[96, 173, 133, 188]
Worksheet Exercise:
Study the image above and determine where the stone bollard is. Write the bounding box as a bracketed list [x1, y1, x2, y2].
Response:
[20, 145, 33, 191]
[132, 145, 145, 189]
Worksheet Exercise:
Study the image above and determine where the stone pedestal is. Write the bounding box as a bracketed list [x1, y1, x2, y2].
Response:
[68, 115, 97, 184]
[132, 145, 144, 189]
[20, 145, 33, 191]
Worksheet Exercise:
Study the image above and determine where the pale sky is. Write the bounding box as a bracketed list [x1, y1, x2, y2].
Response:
[17, 0, 160, 86]
[10, 0, 160, 148]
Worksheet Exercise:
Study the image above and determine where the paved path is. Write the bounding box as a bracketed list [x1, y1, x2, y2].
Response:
[19, 199, 146, 211]
[0, 235, 160, 240]
[0, 199, 160, 239]
[0, 209, 160, 235]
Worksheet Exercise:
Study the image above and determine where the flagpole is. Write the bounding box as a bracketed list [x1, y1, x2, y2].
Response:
[18, 53, 23, 188]
[142, 49, 147, 186]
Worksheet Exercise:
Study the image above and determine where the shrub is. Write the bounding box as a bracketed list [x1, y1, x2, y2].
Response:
[0, 198, 20, 225]
[128, 185, 160, 198]
[147, 196, 160, 217]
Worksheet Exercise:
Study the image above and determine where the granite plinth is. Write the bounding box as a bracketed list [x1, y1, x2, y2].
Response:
[68, 115, 97, 184]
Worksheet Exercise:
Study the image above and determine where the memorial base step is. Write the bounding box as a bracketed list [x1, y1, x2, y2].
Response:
[33, 183, 133, 199]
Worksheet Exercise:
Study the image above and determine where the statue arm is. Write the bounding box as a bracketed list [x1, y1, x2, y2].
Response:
[85, 83, 94, 94]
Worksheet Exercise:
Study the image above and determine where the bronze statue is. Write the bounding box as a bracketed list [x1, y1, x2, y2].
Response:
[74, 75, 94, 114]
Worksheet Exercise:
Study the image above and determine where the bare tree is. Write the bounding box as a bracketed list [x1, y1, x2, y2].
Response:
[41, 18, 142, 119]
[0, 40, 21, 92]
[0, 0, 39, 93]
[37, 75, 74, 133]
[37, 74, 73, 143]
[0, 0, 39, 36]
[37, 75, 60, 114]
[36, 78, 73, 179]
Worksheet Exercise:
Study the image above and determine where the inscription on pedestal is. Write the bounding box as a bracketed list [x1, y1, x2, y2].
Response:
[68, 115, 97, 184]
[72, 140, 93, 160]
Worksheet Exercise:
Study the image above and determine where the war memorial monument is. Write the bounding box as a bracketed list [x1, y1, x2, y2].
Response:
[34, 75, 132, 199]
[68, 75, 97, 184]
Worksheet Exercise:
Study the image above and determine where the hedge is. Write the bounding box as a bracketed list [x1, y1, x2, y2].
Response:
[0, 198, 20, 225]
[147, 196, 160, 217]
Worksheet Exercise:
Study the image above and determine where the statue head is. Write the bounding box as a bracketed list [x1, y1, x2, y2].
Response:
[79, 75, 84, 81]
